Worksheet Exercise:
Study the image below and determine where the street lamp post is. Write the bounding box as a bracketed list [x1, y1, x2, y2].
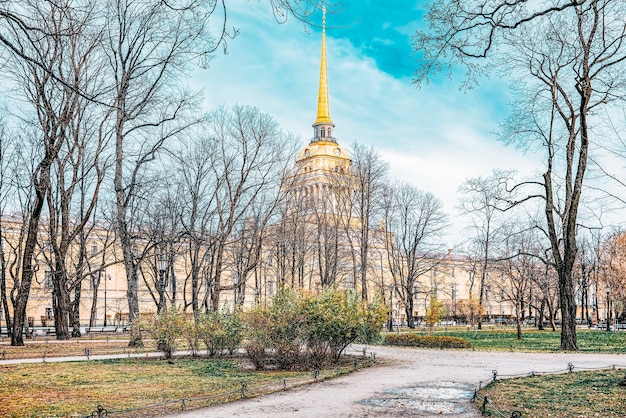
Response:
[451, 284, 456, 323]
[103, 273, 109, 327]
[157, 254, 168, 313]
[606, 285, 611, 332]
[501, 290, 505, 328]
[388, 284, 394, 332]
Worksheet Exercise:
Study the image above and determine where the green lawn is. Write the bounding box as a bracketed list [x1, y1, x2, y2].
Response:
[405, 328, 626, 353]
[478, 369, 626, 417]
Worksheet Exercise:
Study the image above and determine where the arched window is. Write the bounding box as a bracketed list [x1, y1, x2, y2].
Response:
[321, 127, 326, 138]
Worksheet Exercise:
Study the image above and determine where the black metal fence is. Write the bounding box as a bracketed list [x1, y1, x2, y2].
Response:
[83, 347, 377, 418]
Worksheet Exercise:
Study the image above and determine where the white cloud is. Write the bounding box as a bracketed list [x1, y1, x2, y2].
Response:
[192, 2, 546, 245]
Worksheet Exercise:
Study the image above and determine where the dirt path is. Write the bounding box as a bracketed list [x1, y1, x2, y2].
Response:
[170, 346, 626, 418]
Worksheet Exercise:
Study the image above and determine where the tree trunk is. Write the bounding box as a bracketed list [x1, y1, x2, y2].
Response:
[538, 298, 545, 331]
[558, 265, 578, 350]
[406, 294, 415, 329]
[71, 282, 82, 337]
[0, 254, 11, 339]
[11, 170, 48, 346]
[90, 275, 99, 327]
[52, 270, 70, 340]
[516, 302, 522, 340]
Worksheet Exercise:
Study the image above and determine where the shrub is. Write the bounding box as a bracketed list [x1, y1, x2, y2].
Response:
[141, 308, 187, 360]
[425, 295, 446, 331]
[196, 306, 243, 357]
[301, 289, 388, 365]
[242, 306, 273, 369]
[242, 287, 387, 370]
[181, 318, 201, 357]
[244, 289, 305, 369]
[385, 333, 471, 349]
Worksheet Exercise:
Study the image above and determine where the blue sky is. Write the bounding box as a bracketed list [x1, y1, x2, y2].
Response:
[193, 1, 545, 246]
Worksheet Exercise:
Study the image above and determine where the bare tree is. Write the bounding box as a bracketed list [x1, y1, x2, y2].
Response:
[458, 170, 515, 329]
[205, 105, 298, 310]
[383, 182, 448, 328]
[270, 191, 314, 290]
[169, 133, 219, 318]
[4, 1, 101, 345]
[0, 115, 15, 338]
[43, 12, 105, 340]
[345, 143, 389, 301]
[496, 224, 542, 340]
[601, 231, 626, 323]
[102, 0, 215, 346]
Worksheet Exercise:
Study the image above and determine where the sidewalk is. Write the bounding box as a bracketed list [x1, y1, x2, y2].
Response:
[0, 350, 170, 365]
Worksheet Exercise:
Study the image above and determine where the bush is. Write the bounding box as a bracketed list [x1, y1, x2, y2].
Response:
[196, 306, 243, 357]
[242, 307, 272, 369]
[301, 290, 387, 365]
[385, 333, 471, 349]
[141, 308, 187, 360]
[243, 289, 305, 369]
[181, 318, 201, 357]
[242, 287, 387, 370]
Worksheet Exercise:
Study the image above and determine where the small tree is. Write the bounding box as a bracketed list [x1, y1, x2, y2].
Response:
[458, 295, 485, 330]
[425, 295, 446, 331]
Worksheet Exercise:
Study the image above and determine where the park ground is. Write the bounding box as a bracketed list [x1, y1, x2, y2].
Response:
[2, 330, 626, 417]
[165, 344, 626, 418]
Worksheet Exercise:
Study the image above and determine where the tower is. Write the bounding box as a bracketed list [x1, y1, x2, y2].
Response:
[313, 6, 334, 141]
[295, 6, 350, 176]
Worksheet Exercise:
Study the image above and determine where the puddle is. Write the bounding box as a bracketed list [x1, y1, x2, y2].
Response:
[358, 381, 474, 415]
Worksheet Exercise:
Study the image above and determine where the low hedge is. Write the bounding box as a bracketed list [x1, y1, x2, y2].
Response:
[385, 333, 471, 349]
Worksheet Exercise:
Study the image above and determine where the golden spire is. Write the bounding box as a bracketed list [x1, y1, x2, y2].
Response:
[314, 7, 333, 126]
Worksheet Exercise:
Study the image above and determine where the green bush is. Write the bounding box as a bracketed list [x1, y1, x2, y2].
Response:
[141, 308, 187, 360]
[301, 289, 387, 365]
[243, 289, 305, 369]
[196, 306, 243, 357]
[385, 333, 471, 349]
[181, 317, 201, 357]
[242, 287, 387, 370]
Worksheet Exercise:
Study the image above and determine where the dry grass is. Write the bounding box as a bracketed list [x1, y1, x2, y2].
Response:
[0, 356, 349, 417]
[479, 369, 626, 417]
[0, 337, 370, 418]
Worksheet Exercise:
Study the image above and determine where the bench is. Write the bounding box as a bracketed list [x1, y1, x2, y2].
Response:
[85, 326, 125, 334]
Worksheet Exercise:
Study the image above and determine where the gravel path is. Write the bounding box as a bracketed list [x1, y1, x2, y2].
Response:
[170, 346, 626, 418]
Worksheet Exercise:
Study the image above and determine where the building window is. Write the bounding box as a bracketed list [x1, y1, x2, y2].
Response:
[451, 267, 455, 278]
[321, 127, 326, 138]
[45, 307, 53, 317]
[44, 270, 53, 290]
[90, 244, 99, 256]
